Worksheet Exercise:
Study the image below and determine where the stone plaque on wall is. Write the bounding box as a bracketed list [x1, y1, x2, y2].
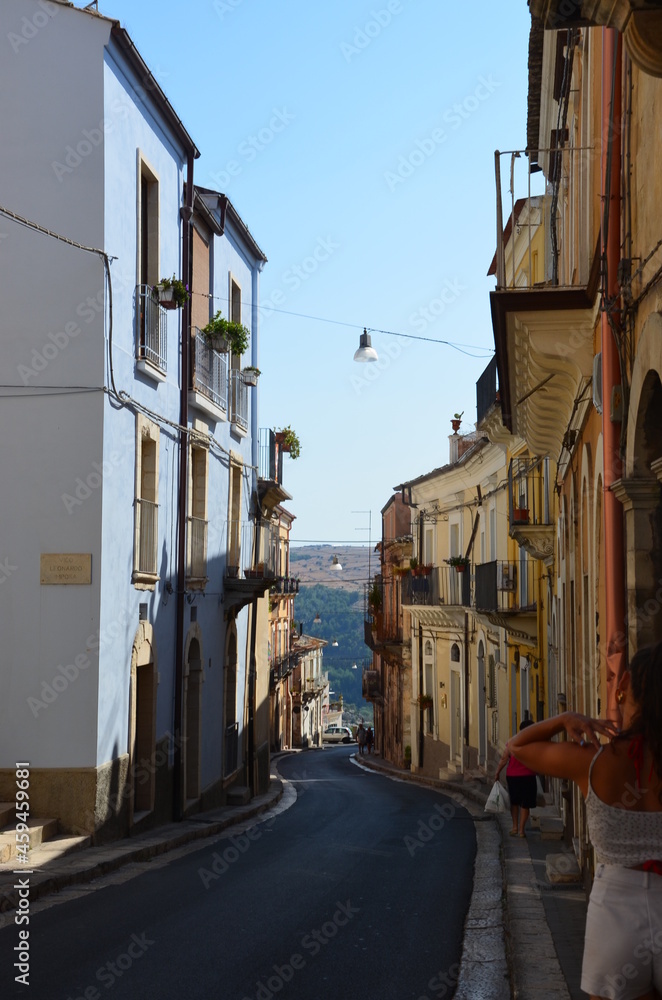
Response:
[40, 554, 92, 585]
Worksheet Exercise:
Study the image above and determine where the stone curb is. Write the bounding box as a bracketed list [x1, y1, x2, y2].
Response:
[0, 778, 283, 916]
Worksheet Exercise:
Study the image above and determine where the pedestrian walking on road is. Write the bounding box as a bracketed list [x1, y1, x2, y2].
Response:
[495, 718, 537, 837]
[357, 723, 366, 756]
[507, 641, 662, 1000]
[366, 726, 374, 754]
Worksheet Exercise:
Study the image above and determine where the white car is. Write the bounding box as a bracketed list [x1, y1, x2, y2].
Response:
[322, 725, 354, 744]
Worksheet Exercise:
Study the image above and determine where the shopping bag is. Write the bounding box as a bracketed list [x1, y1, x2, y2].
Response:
[485, 779, 510, 814]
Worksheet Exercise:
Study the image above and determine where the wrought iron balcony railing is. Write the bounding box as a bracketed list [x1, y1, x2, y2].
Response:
[135, 497, 158, 575]
[136, 285, 167, 372]
[193, 332, 227, 411]
[229, 370, 249, 431]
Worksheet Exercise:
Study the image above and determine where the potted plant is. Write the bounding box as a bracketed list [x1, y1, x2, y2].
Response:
[418, 693, 433, 710]
[275, 426, 301, 460]
[368, 582, 382, 611]
[451, 411, 464, 432]
[155, 275, 189, 310]
[200, 311, 250, 355]
[447, 555, 469, 572]
[513, 504, 530, 524]
[409, 557, 419, 575]
[241, 366, 261, 387]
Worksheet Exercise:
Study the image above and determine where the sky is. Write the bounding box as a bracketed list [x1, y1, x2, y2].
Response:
[99, 0, 533, 548]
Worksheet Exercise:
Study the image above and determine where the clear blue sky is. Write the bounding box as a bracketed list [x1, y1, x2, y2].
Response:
[100, 0, 532, 548]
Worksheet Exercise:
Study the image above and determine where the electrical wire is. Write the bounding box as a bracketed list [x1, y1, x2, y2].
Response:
[190, 288, 494, 357]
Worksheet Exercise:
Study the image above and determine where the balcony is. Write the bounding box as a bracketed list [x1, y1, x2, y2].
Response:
[490, 147, 599, 458]
[190, 332, 227, 421]
[258, 428, 292, 512]
[363, 669, 382, 703]
[271, 575, 300, 598]
[476, 357, 499, 427]
[134, 497, 158, 579]
[508, 457, 554, 564]
[401, 566, 472, 609]
[224, 518, 279, 613]
[475, 560, 538, 645]
[136, 285, 167, 378]
[229, 370, 249, 434]
[186, 515, 208, 586]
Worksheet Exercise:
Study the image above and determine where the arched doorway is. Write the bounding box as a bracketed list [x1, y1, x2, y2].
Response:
[477, 639, 486, 767]
[184, 631, 203, 803]
[224, 625, 238, 776]
[129, 623, 158, 820]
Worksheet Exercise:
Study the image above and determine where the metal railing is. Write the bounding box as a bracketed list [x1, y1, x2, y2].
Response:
[186, 515, 208, 580]
[508, 456, 553, 526]
[229, 370, 249, 431]
[259, 428, 284, 484]
[476, 357, 498, 425]
[136, 285, 167, 371]
[493, 146, 595, 291]
[193, 332, 227, 411]
[401, 566, 472, 608]
[475, 560, 537, 613]
[136, 498, 158, 575]
[224, 519, 279, 579]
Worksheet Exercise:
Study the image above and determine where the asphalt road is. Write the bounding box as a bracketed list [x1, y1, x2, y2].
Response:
[0, 749, 476, 1000]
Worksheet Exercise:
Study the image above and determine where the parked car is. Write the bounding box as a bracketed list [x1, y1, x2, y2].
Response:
[322, 725, 354, 744]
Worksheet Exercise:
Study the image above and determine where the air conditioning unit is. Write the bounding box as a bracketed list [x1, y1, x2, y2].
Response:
[497, 563, 516, 592]
[593, 352, 603, 414]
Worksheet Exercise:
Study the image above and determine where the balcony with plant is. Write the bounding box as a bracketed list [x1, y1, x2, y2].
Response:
[199, 311, 250, 356]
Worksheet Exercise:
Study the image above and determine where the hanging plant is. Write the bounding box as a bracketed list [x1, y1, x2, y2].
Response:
[155, 275, 189, 309]
[418, 694, 433, 710]
[200, 311, 250, 355]
[275, 426, 301, 460]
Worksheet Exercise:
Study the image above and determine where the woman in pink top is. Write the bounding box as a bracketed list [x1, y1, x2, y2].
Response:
[496, 718, 537, 836]
[507, 641, 662, 1000]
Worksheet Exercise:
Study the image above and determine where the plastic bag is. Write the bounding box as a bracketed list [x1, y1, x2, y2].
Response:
[485, 780, 510, 814]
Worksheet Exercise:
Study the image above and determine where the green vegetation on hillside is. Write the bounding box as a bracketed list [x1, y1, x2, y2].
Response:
[294, 584, 373, 725]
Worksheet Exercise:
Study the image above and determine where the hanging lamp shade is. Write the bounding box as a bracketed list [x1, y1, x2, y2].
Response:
[353, 328, 378, 363]
[313, 612, 321, 623]
[331, 555, 343, 572]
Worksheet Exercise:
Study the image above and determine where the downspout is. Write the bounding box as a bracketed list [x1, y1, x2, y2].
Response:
[601, 29, 626, 722]
[173, 154, 194, 820]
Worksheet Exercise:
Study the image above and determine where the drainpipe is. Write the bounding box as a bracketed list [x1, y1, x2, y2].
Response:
[173, 154, 194, 820]
[601, 29, 626, 722]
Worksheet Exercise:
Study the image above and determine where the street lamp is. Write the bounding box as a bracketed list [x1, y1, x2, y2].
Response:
[331, 554, 343, 572]
[353, 328, 378, 363]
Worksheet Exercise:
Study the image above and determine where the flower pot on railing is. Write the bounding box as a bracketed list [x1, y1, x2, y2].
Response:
[241, 367, 261, 387]
[155, 276, 189, 310]
[447, 557, 469, 573]
[513, 507, 530, 524]
[418, 694, 433, 710]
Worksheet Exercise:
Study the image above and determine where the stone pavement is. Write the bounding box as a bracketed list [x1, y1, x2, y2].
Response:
[0, 750, 589, 999]
[355, 751, 589, 1000]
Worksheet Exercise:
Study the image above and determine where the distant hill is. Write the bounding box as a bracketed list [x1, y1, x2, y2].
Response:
[290, 544, 372, 593]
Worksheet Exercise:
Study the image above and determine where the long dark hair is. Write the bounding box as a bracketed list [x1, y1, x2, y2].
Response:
[622, 641, 662, 781]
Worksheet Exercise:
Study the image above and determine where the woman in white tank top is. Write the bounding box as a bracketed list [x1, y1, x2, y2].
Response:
[507, 642, 662, 1000]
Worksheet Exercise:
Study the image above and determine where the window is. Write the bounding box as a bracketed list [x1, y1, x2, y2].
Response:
[187, 442, 208, 586]
[227, 462, 243, 576]
[228, 274, 248, 432]
[133, 414, 159, 587]
[136, 154, 166, 375]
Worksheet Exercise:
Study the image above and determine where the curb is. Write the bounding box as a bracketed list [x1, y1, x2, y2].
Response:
[0, 778, 283, 918]
[354, 754, 511, 1000]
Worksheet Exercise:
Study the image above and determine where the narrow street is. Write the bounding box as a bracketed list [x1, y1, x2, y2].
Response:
[0, 748, 476, 1000]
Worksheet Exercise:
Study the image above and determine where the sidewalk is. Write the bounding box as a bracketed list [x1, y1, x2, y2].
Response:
[355, 751, 588, 1000]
